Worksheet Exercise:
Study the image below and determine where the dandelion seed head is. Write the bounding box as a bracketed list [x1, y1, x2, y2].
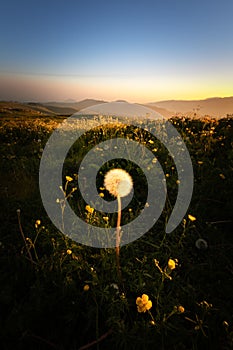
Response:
[104, 168, 133, 198]
[195, 238, 208, 250]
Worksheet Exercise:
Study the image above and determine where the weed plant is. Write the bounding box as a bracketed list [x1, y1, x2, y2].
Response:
[0, 115, 233, 349]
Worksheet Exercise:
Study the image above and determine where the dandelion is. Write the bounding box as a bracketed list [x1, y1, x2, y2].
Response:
[188, 214, 196, 222]
[99, 192, 104, 198]
[195, 238, 208, 250]
[67, 249, 72, 255]
[104, 168, 133, 198]
[85, 205, 94, 214]
[83, 284, 90, 291]
[136, 294, 152, 313]
[167, 258, 177, 270]
[104, 168, 133, 285]
[65, 176, 73, 182]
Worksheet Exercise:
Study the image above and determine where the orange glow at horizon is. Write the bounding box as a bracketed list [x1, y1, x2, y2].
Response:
[0, 73, 232, 103]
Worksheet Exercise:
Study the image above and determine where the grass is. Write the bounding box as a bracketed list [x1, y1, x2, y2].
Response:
[0, 113, 233, 350]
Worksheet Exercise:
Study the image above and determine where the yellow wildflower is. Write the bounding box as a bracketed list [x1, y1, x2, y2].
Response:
[148, 139, 154, 144]
[35, 220, 41, 228]
[136, 294, 152, 313]
[83, 284, 90, 291]
[67, 249, 72, 255]
[177, 305, 185, 313]
[103, 216, 109, 222]
[85, 205, 94, 214]
[188, 214, 196, 222]
[65, 176, 73, 182]
[99, 192, 104, 197]
[168, 258, 176, 270]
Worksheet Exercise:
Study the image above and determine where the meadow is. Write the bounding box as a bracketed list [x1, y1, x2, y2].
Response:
[0, 113, 233, 350]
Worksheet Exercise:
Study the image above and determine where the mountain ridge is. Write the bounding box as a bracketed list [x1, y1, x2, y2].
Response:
[1, 96, 233, 118]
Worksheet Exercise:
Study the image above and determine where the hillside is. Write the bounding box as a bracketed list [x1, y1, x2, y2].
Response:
[148, 97, 233, 117]
[1, 97, 233, 119]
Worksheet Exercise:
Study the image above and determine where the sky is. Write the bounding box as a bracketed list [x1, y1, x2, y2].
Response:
[0, 0, 233, 102]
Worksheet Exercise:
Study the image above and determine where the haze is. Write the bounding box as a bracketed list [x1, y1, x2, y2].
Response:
[0, 0, 232, 102]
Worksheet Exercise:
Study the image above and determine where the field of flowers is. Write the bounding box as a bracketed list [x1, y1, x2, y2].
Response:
[0, 114, 233, 350]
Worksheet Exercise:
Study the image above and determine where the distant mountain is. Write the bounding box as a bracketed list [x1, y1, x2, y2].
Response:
[147, 97, 233, 117]
[43, 99, 107, 114]
[1, 97, 233, 118]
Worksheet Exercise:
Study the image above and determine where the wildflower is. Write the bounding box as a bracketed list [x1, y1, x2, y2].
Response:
[167, 258, 177, 270]
[177, 305, 185, 313]
[136, 294, 152, 313]
[65, 176, 73, 182]
[104, 168, 133, 198]
[219, 173, 225, 180]
[195, 238, 208, 250]
[103, 216, 109, 222]
[35, 220, 41, 228]
[85, 205, 94, 214]
[148, 139, 154, 144]
[188, 214, 196, 222]
[99, 192, 104, 198]
[83, 284, 90, 291]
[176, 180, 181, 185]
[67, 249, 72, 255]
[150, 320, 156, 326]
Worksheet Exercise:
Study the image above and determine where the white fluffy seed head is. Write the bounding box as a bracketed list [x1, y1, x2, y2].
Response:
[104, 168, 133, 197]
[195, 238, 208, 250]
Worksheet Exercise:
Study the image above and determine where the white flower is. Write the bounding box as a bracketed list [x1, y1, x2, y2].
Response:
[104, 169, 133, 197]
[195, 238, 208, 250]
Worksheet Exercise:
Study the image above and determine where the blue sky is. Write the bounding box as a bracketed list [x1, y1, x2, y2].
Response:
[0, 0, 233, 102]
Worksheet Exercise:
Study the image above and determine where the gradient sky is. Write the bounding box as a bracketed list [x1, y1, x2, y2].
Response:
[0, 0, 233, 102]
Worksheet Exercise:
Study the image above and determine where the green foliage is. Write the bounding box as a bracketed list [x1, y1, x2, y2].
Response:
[0, 116, 233, 349]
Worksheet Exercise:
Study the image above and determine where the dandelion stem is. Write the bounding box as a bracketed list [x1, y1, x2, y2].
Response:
[116, 194, 122, 284]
